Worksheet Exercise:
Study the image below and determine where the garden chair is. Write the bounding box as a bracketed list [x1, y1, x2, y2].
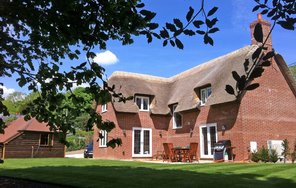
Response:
[188, 142, 198, 162]
[163, 143, 177, 162]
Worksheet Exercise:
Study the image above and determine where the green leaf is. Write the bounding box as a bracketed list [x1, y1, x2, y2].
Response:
[261, 9, 268, 15]
[170, 40, 175, 47]
[186, 6, 194, 22]
[175, 38, 184, 49]
[173, 29, 182, 37]
[277, 21, 294, 30]
[207, 7, 218, 17]
[173, 18, 183, 28]
[193, 20, 204, 28]
[245, 83, 260, 90]
[252, 5, 260, 12]
[183, 29, 195, 36]
[160, 28, 169, 38]
[263, 51, 275, 60]
[166, 23, 176, 32]
[204, 34, 213, 46]
[196, 30, 205, 35]
[232, 71, 240, 82]
[237, 75, 246, 90]
[250, 67, 264, 79]
[18, 76, 27, 87]
[136, 3, 145, 8]
[244, 59, 250, 72]
[252, 47, 262, 60]
[163, 40, 168, 47]
[225, 85, 235, 95]
[206, 18, 218, 28]
[254, 23, 263, 43]
[147, 23, 158, 30]
[209, 27, 219, 33]
[261, 60, 271, 66]
[147, 33, 152, 43]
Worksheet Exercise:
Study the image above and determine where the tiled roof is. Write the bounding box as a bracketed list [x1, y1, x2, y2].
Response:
[0, 117, 51, 143]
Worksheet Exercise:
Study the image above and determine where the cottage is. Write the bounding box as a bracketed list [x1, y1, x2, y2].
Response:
[93, 16, 296, 161]
[0, 117, 65, 158]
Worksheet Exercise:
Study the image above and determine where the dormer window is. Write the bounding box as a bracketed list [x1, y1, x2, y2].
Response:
[173, 105, 182, 129]
[135, 96, 149, 111]
[200, 87, 212, 106]
[101, 104, 107, 113]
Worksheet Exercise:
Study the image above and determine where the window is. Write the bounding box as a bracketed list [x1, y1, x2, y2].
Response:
[132, 128, 152, 157]
[101, 104, 107, 113]
[173, 105, 182, 129]
[250, 141, 258, 153]
[135, 96, 149, 111]
[99, 130, 108, 147]
[39, 133, 53, 146]
[267, 140, 284, 159]
[200, 86, 212, 106]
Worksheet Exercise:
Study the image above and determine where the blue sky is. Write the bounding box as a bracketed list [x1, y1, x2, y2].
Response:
[1, 0, 295, 96]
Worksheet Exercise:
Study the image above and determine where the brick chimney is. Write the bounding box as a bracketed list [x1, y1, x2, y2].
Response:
[250, 14, 272, 50]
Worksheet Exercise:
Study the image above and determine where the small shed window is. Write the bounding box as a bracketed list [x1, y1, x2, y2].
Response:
[135, 96, 150, 111]
[40, 133, 53, 146]
[101, 104, 107, 113]
[173, 105, 182, 129]
[200, 86, 212, 106]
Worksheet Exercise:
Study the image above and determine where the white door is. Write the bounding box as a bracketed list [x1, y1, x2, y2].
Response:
[200, 123, 217, 158]
[132, 128, 152, 157]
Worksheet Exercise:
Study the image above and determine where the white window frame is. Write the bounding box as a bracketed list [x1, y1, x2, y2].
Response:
[39, 133, 53, 146]
[132, 127, 152, 157]
[101, 104, 107, 113]
[267, 140, 284, 159]
[99, 130, 108, 148]
[200, 86, 212, 106]
[135, 96, 150, 111]
[250, 141, 258, 153]
[199, 123, 217, 158]
[172, 105, 182, 129]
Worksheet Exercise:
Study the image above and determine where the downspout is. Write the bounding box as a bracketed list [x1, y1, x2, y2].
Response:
[2, 143, 6, 159]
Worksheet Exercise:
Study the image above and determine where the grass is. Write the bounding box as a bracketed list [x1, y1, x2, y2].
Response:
[0, 158, 296, 188]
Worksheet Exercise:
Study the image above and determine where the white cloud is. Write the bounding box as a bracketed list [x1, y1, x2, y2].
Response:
[0, 85, 15, 98]
[92, 50, 119, 65]
[71, 82, 90, 90]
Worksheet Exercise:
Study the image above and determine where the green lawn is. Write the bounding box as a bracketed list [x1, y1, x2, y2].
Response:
[0, 158, 296, 188]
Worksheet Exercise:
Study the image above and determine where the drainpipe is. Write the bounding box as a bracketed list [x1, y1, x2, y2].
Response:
[31, 146, 34, 158]
[2, 143, 6, 159]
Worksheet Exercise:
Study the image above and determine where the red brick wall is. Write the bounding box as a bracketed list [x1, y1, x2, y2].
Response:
[239, 59, 296, 160]
[94, 59, 296, 161]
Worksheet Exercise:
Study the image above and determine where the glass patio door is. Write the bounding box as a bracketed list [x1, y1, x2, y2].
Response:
[132, 128, 152, 157]
[200, 123, 217, 158]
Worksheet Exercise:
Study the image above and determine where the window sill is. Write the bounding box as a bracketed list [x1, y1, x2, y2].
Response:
[173, 127, 183, 130]
[99, 146, 107, 148]
[39, 145, 53, 147]
[132, 154, 152, 158]
[139, 110, 149, 112]
[101, 111, 107, 113]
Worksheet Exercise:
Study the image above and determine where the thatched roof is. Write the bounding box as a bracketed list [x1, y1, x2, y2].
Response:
[108, 45, 259, 114]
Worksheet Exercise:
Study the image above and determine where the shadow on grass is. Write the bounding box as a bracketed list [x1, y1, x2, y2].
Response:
[1, 164, 295, 188]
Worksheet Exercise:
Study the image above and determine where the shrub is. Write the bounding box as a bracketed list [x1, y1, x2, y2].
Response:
[291, 152, 296, 164]
[291, 139, 296, 164]
[259, 146, 269, 163]
[269, 149, 278, 163]
[282, 139, 290, 163]
[251, 151, 260, 163]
